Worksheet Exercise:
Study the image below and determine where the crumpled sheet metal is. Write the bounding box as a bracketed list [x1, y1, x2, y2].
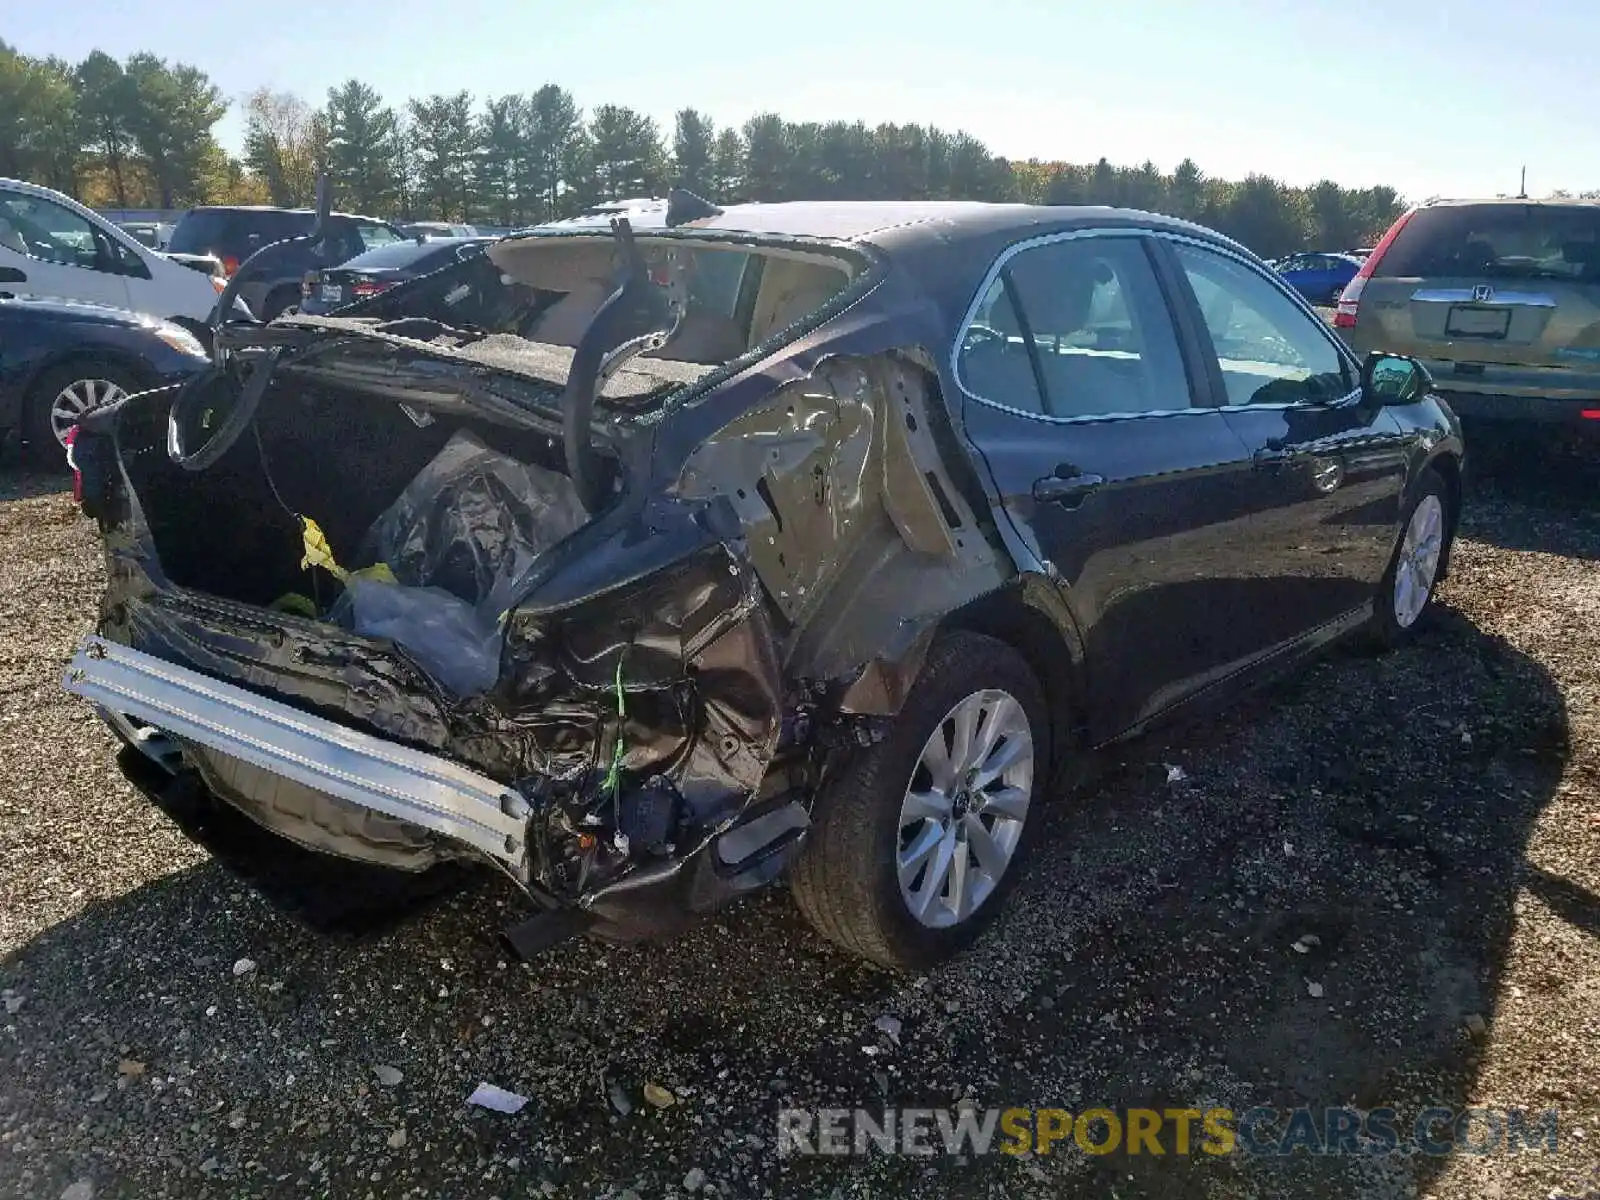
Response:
[510, 543, 783, 823]
[672, 354, 1009, 712]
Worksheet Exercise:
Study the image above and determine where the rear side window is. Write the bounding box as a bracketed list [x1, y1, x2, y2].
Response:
[1377, 204, 1600, 283]
[960, 235, 1190, 419]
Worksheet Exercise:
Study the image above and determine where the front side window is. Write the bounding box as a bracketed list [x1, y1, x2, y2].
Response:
[0, 193, 107, 271]
[959, 235, 1189, 419]
[1172, 243, 1350, 407]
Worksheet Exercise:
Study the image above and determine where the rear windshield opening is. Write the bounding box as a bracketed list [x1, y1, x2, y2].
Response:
[487, 235, 857, 366]
[331, 233, 863, 409]
[1378, 204, 1600, 283]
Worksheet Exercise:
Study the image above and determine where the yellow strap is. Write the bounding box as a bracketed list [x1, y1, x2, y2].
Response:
[299, 516, 348, 582]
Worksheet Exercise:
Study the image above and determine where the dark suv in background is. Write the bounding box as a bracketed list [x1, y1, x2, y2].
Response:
[166, 206, 406, 321]
[1338, 199, 1600, 435]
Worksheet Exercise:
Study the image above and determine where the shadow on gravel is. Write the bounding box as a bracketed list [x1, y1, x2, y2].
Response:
[0, 467, 69, 503]
[1461, 431, 1600, 560]
[0, 611, 1572, 1199]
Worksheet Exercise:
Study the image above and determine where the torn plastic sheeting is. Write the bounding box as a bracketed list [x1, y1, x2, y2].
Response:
[330, 577, 501, 698]
[362, 429, 588, 625]
[332, 429, 589, 697]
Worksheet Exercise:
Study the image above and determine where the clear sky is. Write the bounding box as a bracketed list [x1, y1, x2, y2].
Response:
[8, 0, 1597, 202]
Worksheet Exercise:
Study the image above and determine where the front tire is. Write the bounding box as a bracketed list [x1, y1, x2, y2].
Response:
[1369, 468, 1450, 648]
[791, 631, 1049, 970]
[23, 359, 147, 468]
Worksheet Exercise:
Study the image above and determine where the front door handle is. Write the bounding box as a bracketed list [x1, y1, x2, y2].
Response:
[1033, 472, 1105, 505]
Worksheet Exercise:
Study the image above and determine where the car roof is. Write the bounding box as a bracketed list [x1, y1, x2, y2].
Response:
[535, 199, 1234, 254]
[0, 177, 79, 200]
[517, 201, 1249, 328]
[183, 205, 393, 222]
[1420, 197, 1600, 209]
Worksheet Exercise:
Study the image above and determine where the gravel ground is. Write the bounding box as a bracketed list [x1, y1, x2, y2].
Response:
[2, 440, 1598, 1200]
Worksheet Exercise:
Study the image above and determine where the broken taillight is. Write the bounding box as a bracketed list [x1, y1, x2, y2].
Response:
[351, 280, 394, 298]
[221, 255, 240, 277]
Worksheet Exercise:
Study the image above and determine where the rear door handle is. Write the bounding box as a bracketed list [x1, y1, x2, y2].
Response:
[1033, 472, 1105, 505]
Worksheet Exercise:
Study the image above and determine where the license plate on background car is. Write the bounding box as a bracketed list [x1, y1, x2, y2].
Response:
[1446, 306, 1510, 338]
[320, 284, 344, 305]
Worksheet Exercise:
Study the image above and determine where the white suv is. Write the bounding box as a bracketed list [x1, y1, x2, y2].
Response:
[0, 178, 243, 331]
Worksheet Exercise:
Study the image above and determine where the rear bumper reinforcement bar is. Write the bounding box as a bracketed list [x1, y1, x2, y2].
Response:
[63, 635, 529, 872]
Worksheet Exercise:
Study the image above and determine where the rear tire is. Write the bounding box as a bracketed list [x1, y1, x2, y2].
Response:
[790, 631, 1049, 971]
[1368, 467, 1450, 649]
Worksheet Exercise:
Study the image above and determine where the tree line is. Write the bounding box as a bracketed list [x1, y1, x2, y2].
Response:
[4, 37, 1419, 257]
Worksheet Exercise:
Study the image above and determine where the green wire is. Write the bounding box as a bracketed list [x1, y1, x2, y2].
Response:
[603, 651, 627, 796]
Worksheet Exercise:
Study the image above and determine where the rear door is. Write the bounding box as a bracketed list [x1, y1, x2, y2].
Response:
[1356, 202, 1600, 399]
[955, 230, 1285, 742]
[1161, 237, 1412, 631]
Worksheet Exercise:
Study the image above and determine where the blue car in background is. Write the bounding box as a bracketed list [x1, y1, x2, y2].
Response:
[1272, 251, 1364, 305]
[0, 293, 211, 465]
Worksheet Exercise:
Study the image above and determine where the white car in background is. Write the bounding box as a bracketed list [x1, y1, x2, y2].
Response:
[0, 178, 242, 334]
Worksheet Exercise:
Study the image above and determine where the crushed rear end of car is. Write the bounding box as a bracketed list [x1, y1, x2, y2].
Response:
[62, 216, 1012, 950]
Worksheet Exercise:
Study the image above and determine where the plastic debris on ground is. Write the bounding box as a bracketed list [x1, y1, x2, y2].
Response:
[325, 430, 587, 697]
[467, 1082, 529, 1114]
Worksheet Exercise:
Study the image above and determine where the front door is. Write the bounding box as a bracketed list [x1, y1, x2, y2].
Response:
[955, 230, 1282, 742]
[1160, 238, 1412, 635]
[0, 188, 131, 310]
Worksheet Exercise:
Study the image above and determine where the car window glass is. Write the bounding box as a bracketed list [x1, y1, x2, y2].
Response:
[0, 194, 105, 271]
[956, 275, 1046, 415]
[109, 237, 147, 276]
[1173, 243, 1350, 407]
[357, 222, 401, 251]
[1377, 204, 1600, 283]
[995, 236, 1189, 418]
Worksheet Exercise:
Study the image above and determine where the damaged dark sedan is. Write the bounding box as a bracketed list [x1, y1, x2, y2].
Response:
[62, 200, 1464, 969]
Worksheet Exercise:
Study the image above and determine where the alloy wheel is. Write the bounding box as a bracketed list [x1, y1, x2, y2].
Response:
[1393, 493, 1445, 628]
[896, 688, 1034, 929]
[49, 377, 130, 448]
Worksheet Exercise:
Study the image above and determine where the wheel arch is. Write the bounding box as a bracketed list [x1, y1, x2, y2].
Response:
[1420, 449, 1463, 581]
[935, 575, 1089, 785]
[23, 347, 157, 401]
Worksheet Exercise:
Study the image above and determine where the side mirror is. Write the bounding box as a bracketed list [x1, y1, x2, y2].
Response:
[0, 266, 26, 283]
[1362, 351, 1431, 406]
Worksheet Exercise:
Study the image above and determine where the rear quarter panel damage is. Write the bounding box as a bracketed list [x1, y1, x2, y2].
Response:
[672, 354, 1011, 714]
